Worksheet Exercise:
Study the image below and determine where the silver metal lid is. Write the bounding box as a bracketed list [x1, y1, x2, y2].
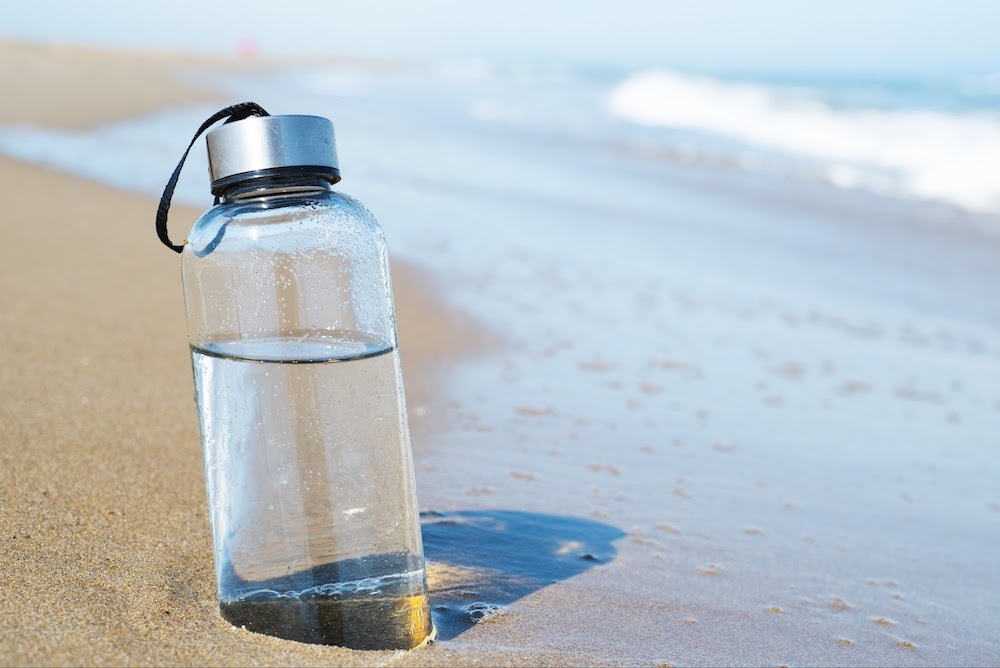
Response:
[205, 115, 340, 193]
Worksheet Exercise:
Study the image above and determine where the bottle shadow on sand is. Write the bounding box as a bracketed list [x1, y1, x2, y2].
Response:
[421, 510, 625, 640]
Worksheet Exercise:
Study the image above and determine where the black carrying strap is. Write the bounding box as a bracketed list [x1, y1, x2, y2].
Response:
[155, 102, 270, 253]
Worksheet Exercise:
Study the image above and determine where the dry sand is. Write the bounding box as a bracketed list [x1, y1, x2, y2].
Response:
[0, 42, 495, 667]
[4, 41, 1000, 668]
[0, 42, 228, 130]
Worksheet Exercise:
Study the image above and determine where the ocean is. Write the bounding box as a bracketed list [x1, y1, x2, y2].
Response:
[4, 46, 1000, 664]
[2, 57, 1000, 207]
[3, 56, 1000, 222]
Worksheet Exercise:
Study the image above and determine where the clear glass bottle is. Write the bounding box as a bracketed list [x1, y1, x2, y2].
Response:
[180, 115, 431, 649]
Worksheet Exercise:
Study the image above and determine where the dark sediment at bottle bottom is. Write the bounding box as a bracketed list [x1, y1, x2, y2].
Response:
[217, 552, 432, 649]
[220, 592, 432, 649]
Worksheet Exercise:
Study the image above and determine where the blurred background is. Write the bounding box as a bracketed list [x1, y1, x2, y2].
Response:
[3, 2, 1000, 664]
[4, 0, 1000, 217]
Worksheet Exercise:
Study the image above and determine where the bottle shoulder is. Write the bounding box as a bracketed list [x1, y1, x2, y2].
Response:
[184, 189, 382, 259]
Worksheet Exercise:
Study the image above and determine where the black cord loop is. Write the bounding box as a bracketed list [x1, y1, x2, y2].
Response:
[155, 102, 270, 253]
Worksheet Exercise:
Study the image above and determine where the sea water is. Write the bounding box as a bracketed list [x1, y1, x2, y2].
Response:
[191, 339, 431, 649]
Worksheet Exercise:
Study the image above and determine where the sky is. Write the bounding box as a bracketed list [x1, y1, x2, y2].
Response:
[4, 0, 999, 74]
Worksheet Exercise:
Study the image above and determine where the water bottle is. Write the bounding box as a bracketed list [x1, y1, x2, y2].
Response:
[154, 103, 432, 649]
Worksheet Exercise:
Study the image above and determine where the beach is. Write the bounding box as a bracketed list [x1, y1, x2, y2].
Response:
[2, 41, 999, 667]
[0, 43, 482, 666]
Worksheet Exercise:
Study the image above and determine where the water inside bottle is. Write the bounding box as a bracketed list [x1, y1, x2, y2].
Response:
[191, 334, 430, 648]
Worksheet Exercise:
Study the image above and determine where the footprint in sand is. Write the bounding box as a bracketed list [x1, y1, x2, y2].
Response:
[774, 361, 805, 380]
[831, 596, 852, 611]
[516, 405, 554, 417]
[838, 379, 871, 396]
[579, 360, 613, 373]
[586, 463, 622, 476]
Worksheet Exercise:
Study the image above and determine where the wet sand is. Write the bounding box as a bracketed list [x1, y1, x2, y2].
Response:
[0, 154, 490, 665]
[0, 43, 484, 666]
[3, 41, 1000, 667]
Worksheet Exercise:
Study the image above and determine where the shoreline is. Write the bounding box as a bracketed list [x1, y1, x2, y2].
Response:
[0, 43, 492, 666]
[0, 41, 227, 129]
[0, 154, 486, 667]
[3, 39, 1000, 667]
[0, 40, 414, 130]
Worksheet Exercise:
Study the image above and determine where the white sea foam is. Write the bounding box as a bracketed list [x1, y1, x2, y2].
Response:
[231, 569, 425, 602]
[608, 70, 1000, 213]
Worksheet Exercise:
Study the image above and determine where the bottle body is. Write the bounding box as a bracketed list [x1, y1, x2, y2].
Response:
[182, 180, 431, 649]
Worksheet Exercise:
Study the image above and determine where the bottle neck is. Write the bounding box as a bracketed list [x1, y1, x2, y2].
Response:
[216, 172, 335, 203]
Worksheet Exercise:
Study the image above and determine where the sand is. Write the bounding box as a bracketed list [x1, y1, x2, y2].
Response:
[0, 42, 227, 130]
[3, 41, 1000, 667]
[0, 42, 489, 667]
[0, 163, 482, 667]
